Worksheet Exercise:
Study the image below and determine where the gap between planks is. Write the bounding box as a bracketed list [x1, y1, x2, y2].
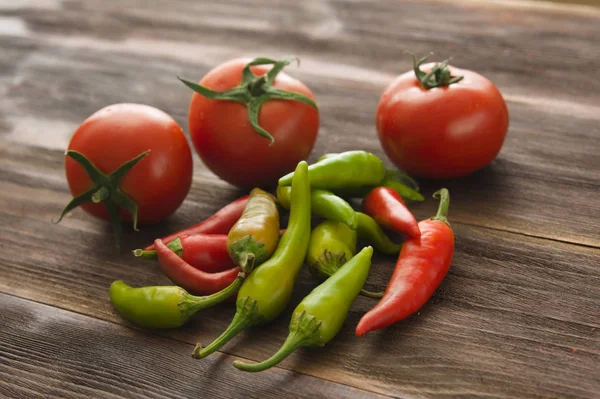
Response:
[0, 290, 395, 399]
[422, 0, 600, 16]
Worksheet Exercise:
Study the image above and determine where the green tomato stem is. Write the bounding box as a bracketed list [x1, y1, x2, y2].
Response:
[412, 54, 463, 90]
[91, 186, 110, 203]
[179, 56, 317, 145]
[56, 149, 150, 247]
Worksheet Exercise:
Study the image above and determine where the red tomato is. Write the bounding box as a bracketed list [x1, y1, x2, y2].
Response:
[66, 103, 193, 223]
[376, 63, 509, 179]
[187, 58, 319, 188]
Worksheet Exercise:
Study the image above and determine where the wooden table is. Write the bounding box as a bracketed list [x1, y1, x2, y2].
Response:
[1, 1, 599, 398]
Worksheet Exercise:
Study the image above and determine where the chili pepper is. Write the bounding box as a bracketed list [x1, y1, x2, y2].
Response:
[316, 154, 423, 202]
[144, 195, 249, 250]
[385, 168, 419, 192]
[356, 212, 402, 255]
[379, 171, 424, 202]
[306, 221, 382, 299]
[362, 187, 421, 238]
[356, 189, 454, 336]
[306, 221, 356, 279]
[227, 188, 280, 273]
[233, 246, 373, 372]
[193, 160, 311, 359]
[329, 176, 424, 202]
[154, 238, 242, 296]
[276, 186, 357, 230]
[109, 276, 244, 329]
[278, 151, 385, 190]
[133, 234, 232, 273]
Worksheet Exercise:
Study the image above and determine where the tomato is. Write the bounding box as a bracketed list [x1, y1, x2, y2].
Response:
[376, 61, 509, 179]
[65, 103, 193, 224]
[186, 58, 319, 188]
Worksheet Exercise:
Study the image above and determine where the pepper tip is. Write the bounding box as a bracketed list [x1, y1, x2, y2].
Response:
[355, 319, 371, 337]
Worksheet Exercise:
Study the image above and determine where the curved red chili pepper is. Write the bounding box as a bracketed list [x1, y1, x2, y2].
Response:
[144, 195, 249, 250]
[154, 238, 241, 296]
[356, 189, 453, 336]
[176, 234, 233, 273]
[135, 234, 232, 273]
[362, 187, 421, 238]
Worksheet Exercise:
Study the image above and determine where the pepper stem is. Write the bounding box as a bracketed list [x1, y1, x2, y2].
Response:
[192, 296, 262, 359]
[233, 310, 321, 372]
[229, 235, 263, 273]
[432, 189, 450, 225]
[180, 273, 246, 320]
[133, 237, 182, 260]
[233, 329, 306, 372]
[360, 289, 385, 299]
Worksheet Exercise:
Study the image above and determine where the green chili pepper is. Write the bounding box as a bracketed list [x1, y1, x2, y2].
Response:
[379, 171, 424, 202]
[109, 277, 244, 329]
[193, 160, 311, 359]
[307, 221, 382, 299]
[278, 151, 385, 190]
[233, 246, 373, 372]
[316, 153, 423, 202]
[330, 173, 423, 202]
[356, 212, 402, 255]
[384, 168, 419, 192]
[276, 186, 357, 230]
[306, 221, 356, 279]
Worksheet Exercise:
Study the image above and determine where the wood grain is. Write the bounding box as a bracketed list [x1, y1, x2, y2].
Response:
[0, 293, 388, 399]
[1, 0, 599, 246]
[1, 0, 599, 398]
[1, 141, 598, 398]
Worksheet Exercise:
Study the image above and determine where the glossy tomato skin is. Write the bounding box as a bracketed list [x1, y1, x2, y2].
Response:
[376, 63, 509, 179]
[66, 104, 193, 223]
[188, 58, 319, 189]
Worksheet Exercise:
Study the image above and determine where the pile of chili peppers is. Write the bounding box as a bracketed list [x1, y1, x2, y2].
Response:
[110, 151, 455, 372]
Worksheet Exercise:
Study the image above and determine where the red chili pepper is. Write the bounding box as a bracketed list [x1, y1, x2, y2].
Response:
[137, 229, 286, 272]
[134, 234, 233, 273]
[154, 238, 242, 296]
[362, 187, 421, 238]
[356, 189, 454, 336]
[144, 195, 249, 250]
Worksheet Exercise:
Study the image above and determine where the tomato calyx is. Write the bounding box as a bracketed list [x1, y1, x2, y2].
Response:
[179, 56, 318, 145]
[55, 150, 150, 247]
[412, 55, 464, 90]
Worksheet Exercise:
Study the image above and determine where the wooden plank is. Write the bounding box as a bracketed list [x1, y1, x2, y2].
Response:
[1, 0, 599, 398]
[441, 0, 600, 14]
[1, 155, 598, 398]
[0, 0, 599, 246]
[0, 293, 388, 399]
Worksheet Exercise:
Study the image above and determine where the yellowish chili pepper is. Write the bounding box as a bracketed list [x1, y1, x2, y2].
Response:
[227, 188, 280, 273]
